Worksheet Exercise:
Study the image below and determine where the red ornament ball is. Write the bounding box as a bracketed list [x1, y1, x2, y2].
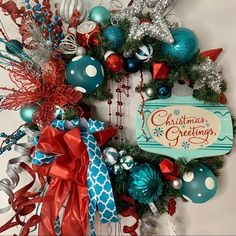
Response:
[104, 51, 124, 73]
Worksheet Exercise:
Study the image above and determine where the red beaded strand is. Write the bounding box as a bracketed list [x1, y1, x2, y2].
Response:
[106, 74, 131, 142]
[107, 77, 112, 127]
[139, 69, 150, 142]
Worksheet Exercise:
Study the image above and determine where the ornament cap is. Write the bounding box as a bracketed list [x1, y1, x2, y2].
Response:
[104, 51, 115, 60]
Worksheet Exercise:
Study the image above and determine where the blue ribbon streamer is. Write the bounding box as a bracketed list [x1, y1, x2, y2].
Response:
[33, 118, 119, 236]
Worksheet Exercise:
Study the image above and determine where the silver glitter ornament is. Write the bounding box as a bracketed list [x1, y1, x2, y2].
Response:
[103, 147, 118, 166]
[193, 58, 223, 93]
[113, 164, 124, 175]
[170, 178, 183, 189]
[111, 0, 181, 44]
[120, 155, 135, 170]
[145, 87, 155, 97]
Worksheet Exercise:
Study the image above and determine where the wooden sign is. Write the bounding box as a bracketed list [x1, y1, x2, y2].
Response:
[136, 96, 233, 161]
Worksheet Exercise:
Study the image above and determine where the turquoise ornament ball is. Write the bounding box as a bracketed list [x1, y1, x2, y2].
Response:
[180, 165, 217, 204]
[20, 105, 38, 123]
[89, 6, 111, 24]
[103, 26, 124, 50]
[162, 27, 199, 64]
[66, 55, 105, 94]
[156, 85, 171, 99]
[128, 163, 164, 204]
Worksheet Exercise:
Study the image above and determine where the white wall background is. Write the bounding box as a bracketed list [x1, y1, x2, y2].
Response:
[0, 0, 236, 235]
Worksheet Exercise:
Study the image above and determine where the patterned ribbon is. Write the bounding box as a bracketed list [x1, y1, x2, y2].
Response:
[34, 118, 119, 236]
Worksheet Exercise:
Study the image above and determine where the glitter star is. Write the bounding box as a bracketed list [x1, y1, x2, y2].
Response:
[112, 0, 181, 44]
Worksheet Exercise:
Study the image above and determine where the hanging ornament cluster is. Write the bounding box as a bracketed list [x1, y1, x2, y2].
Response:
[103, 147, 135, 174]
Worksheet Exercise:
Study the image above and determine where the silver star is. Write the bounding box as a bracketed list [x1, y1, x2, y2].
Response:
[111, 0, 181, 44]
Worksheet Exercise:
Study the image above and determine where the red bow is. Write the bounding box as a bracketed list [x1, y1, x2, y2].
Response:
[33, 125, 116, 236]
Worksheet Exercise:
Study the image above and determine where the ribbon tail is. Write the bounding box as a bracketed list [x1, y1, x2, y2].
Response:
[88, 176, 97, 236]
[83, 132, 119, 236]
[61, 182, 88, 236]
[39, 178, 71, 236]
[97, 163, 119, 224]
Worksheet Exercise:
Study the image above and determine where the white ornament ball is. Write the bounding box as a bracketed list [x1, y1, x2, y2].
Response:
[103, 147, 118, 166]
[145, 87, 155, 97]
[170, 178, 183, 189]
[76, 46, 87, 56]
[135, 44, 154, 62]
[120, 155, 134, 170]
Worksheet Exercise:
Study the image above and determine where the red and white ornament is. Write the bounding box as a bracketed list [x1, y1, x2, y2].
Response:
[104, 51, 124, 73]
[76, 21, 100, 48]
[57, 0, 87, 24]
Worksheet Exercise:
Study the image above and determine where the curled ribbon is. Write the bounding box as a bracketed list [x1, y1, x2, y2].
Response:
[120, 194, 139, 236]
[33, 118, 118, 236]
[0, 128, 37, 214]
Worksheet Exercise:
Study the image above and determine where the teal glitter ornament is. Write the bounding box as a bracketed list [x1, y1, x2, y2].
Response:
[20, 105, 38, 123]
[180, 165, 218, 204]
[66, 55, 105, 94]
[128, 163, 164, 204]
[162, 27, 199, 64]
[89, 6, 111, 24]
[103, 26, 124, 50]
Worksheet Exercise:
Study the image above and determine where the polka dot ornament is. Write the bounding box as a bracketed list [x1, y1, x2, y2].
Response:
[180, 165, 217, 204]
[66, 55, 105, 94]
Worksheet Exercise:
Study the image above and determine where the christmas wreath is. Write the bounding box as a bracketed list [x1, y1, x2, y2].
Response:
[0, 0, 235, 235]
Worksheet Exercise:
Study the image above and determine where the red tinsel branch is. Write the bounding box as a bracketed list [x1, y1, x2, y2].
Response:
[0, 90, 41, 110]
